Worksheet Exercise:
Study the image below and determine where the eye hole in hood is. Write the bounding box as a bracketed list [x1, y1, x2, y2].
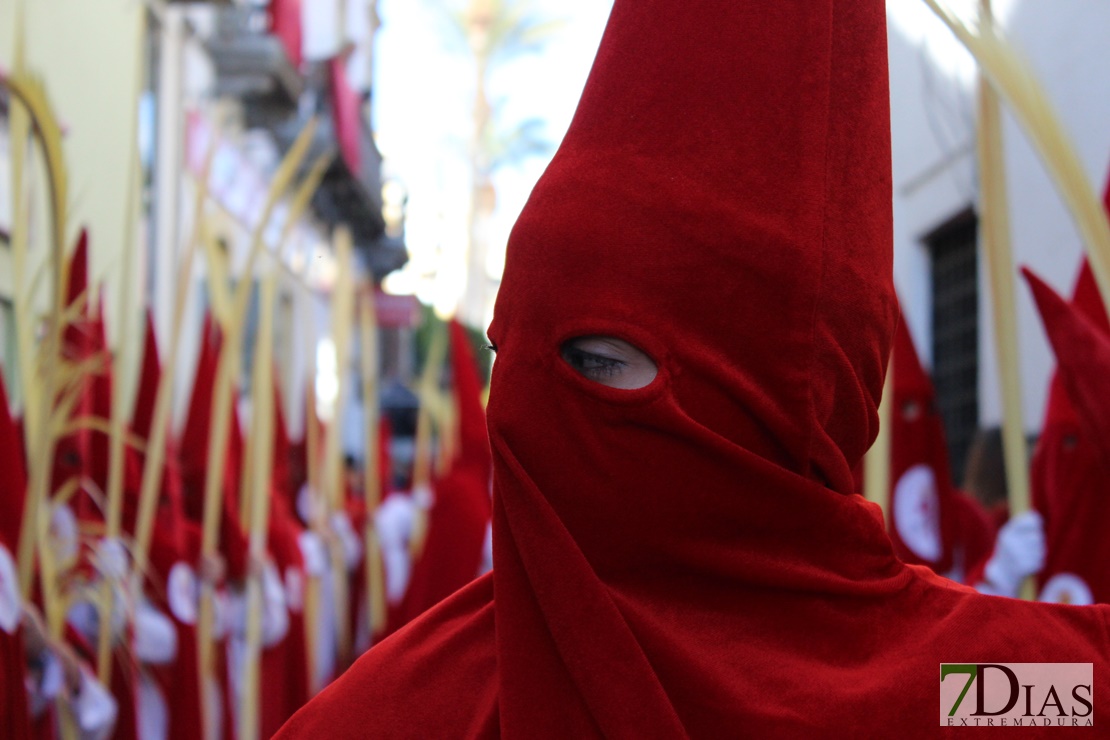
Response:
[560, 336, 658, 390]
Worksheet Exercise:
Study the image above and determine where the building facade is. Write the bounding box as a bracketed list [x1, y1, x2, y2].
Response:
[888, 0, 1110, 481]
[0, 0, 409, 447]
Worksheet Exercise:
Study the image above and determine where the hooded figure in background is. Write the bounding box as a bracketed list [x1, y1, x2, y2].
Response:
[281, 0, 1110, 736]
[1025, 264, 1110, 605]
[884, 316, 1002, 586]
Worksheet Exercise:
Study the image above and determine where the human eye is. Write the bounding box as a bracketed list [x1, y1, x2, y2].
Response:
[558, 335, 657, 390]
[560, 344, 627, 380]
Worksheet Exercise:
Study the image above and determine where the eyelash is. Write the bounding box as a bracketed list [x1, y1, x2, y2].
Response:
[561, 346, 626, 378]
[482, 343, 628, 380]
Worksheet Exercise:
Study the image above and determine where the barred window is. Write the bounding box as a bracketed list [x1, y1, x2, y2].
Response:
[927, 208, 979, 485]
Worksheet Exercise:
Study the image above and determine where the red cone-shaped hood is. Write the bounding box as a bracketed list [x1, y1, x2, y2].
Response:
[891, 316, 935, 399]
[0, 373, 27, 552]
[53, 233, 113, 526]
[398, 320, 493, 624]
[447, 319, 491, 477]
[180, 315, 220, 490]
[1071, 259, 1110, 332]
[84, 306, 114, 507]
[272, 375, 295, 500]
[61, 229, 92, 362]
[489, 0, 895, 495]
[132, 312, 161, 442]
[268, 450, 304, 578]
[483, 0, 901, 734]
[1025, 268, 1110, 455]
[53, 230, 97, 514]
[122, 310, 162, 539]
[1026, 264, 1110, 604]
[66, 228, 88, 300]
[119, 312, 185, 572]
[886, 315, 958, 572]
[487, 1, 897, 573]
[178, 316, 249, 579]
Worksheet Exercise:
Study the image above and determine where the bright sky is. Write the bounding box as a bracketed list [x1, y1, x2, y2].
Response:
[373, 0, 614, 321]
[372, 0, 1010, 321]
[885, 0, 1017, 83]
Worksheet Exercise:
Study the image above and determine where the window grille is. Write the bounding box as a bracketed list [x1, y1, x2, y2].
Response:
[927, 209, 979, 485]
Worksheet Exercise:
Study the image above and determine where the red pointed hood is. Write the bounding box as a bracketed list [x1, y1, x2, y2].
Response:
[379, 415, 392, 496]
[119, 312, 184, 566]
[223, 399, 249, 580]
[61, 229, 92, 361]
[398, 321, 493, 624]
[886, 314, 958, 572]
[267, 414, 304, 574]
[121, 310, 162, 538]
[85, 305, 114, 501]
[53, 231, 112, 524]
[1024, 268, 1110, 455]
[891, 316, 935, 399]
[487, 0, 896, 570]
[180, 315, 221, 488]
[483, 0, 901, 734]
[488, 2, 894, 495]
[447, 319, 491, 477]
[1026, 264, 1110, 604]
[132, 312, 161, 442]
[272, 376, 293, 498]
[1071, 259, 1110, 332]
[1035, 260, 1103, 451]
[178, 316, 249, 578]
[0, 372, 27, 551]
[53, 231, 94, 492]
[66, 229, 88, 301]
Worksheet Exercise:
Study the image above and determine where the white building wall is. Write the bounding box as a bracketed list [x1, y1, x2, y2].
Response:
[887, 0, 1110, 436]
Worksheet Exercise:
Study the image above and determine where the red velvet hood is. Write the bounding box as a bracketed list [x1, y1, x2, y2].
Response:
[1026, 264, 1110, 604]
[398, 319, 492, 625]
[0, 373, 26, 552]
[52, 230, 100, 521]
[131, 311, 161, 443]
[179, 316, 249, 580]
[484, 0, 901, 734]
[489, 1, 894, 494]
[886, 314, 958, 572]
[124, 313, 189, 582]
[449, 319, 492, 478]
[1026, 266, 1110, 461]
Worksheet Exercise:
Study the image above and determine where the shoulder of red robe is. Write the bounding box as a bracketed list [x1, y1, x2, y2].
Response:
[275, 573, 497, 739]
[903, 558, 1110, 647]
